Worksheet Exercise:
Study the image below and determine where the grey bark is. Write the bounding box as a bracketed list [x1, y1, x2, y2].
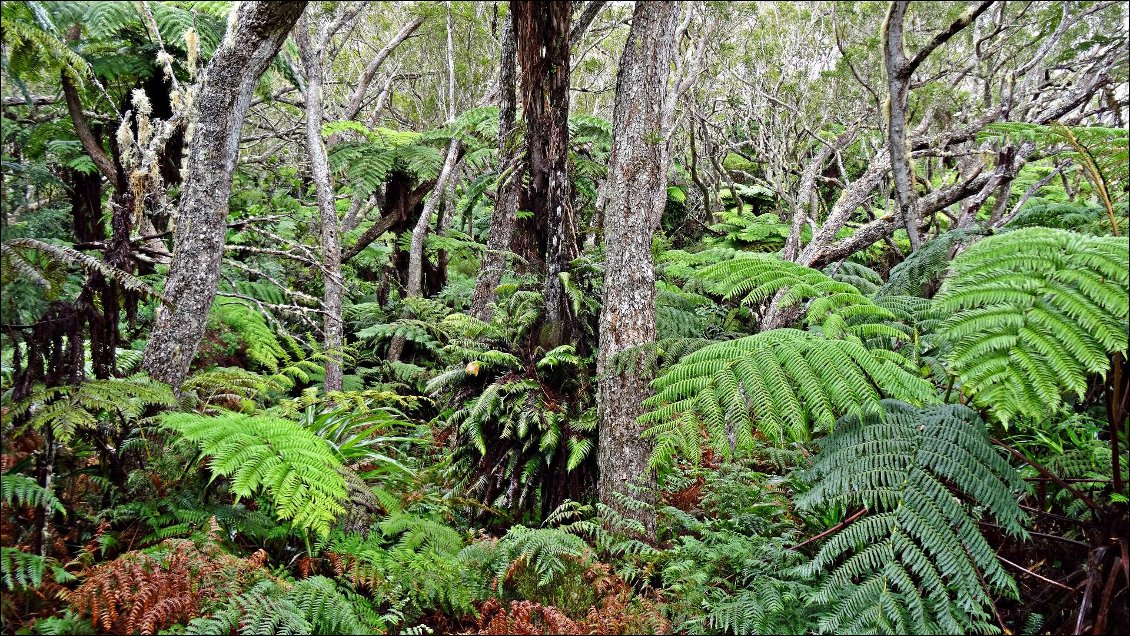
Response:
[569, 0, 607, 44]
[142, 1, 307, 388]
[882, 1, 920, 250]
[340, 17, 423, 122]
[596, 0, 682, 537]
[295, 12, 344, 393]
[470, 12, 520, 322]
[389, 3, 459, 362]
[882, 1, 993, 251]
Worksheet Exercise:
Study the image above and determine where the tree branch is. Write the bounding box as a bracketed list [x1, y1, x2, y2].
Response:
[60, 72, 117, 182]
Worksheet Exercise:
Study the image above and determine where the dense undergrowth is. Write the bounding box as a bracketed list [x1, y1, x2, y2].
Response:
[2, 1, 1129, 635]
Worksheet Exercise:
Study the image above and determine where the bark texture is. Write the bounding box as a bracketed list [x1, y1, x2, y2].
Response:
[512, 0, 576, 347]
[596, 0, 682, 536]
[882, 1, 921, 250]
[882, 1, 993, 251]
[143, 1, 306, 388]
[295, 13, 343, 393]
[470, 10, 519, 322]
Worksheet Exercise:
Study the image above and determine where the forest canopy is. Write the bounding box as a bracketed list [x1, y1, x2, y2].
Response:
[1, 1, 1128, 634]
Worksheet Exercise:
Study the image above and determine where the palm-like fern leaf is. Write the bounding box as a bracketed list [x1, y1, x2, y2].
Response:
[795, 400, 1027, 635]
[162, 412, 347, 538]
[934, 227, 1129, 423]
[642, 329, 938, 461]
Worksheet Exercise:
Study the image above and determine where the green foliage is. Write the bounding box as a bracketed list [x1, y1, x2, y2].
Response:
[162, 412, 348, 538]
[0, 1, 89, 80]
[428, 289, 597, 516]
[694, 250, 904, 337]
[706, 211, 791, 252]
[6, 374, 176, 442]
[1, 547, 71, 591]
[210, 297, 292, 372]
[934, 227, 1129, 423]
[1, 237, 159, 299]
[1006, 201, 1125, 234]
[493, 525, 591, 589]
[186, 576, 381, 635]
[643, 329, 937, 460]
[796, 401, 1027, 634]
[877, 227, 990, 298]
[322, 519, 484, 624]
[657, 463, 811, 635]
[1, 473, 63, 516]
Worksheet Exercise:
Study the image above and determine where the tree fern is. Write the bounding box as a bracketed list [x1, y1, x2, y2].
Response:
[877, 226, 990, 298]
[1, 238, 159, 299]
[1006, 201, 1124, 235]
[642, 329, 938, 460]
[1, 473, 63, 515]
[7, 374, 176, 442]
[211, 297, 291, 372]
[827, 261, 885, 296]
[1, 547, 67, 591]
[162, 412, 348, 538]
[493, 525, 592, 589]
[934, 227, 1129, 423]
[694, 251, 903, 336]
[794, 400, 1027, 635]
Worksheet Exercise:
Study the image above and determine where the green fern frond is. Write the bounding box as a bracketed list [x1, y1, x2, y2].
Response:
[642, 329, 938, 460]
[878, 226, 990, 298]
[694, 251, 898, 333]
[8, 374, 176, 442]
[162, 412, 347, 538]
[1, 473, 64, 515]
[935, 228, 1129, 423]
[2, 238, 160, 299]
[795, 400, 1027, 635]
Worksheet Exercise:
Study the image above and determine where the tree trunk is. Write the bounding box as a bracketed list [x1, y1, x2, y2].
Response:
[143, 1, 307, 388]
[596, 0, 682, 538]
[883, 1, 993, 252]
[883, 1, 921, 251]
[295, 12, 344, 393]
[513, 0, 576, 348]
[470, 10, 520, 322]
[390, 2, 460, 362]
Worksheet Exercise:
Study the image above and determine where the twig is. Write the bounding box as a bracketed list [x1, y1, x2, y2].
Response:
[997, 554, 1077, 591]
[992, 437, 1099, 513]
[790, 508, 867, 551]
[977, 521, 1090, 549]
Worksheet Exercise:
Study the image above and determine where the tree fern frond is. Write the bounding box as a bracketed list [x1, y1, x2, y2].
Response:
[162, 412, 347, 538]
[795, 400, 1027, 635]
[643, 329, 938, 462]
[934, 228, 1129, 423]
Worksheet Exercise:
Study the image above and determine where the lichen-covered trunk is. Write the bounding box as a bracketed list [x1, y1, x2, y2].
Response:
[513, 0, 575, 348]
[596, 1, 681, 537]
[296, 15, 343, 393]
[470, 12, 519, 322]
[143, 1, 306, 388]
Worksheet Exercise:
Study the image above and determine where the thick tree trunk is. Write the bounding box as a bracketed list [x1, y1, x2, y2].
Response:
[512, 0, 575, 348]
[295, 13, 344, 393]
[470, 11, 519, 322]
[143, 1, 306, 388]
[596, 0, 682, 538]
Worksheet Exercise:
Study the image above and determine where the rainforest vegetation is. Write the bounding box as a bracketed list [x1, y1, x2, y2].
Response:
[1, 1, 1128, 634]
